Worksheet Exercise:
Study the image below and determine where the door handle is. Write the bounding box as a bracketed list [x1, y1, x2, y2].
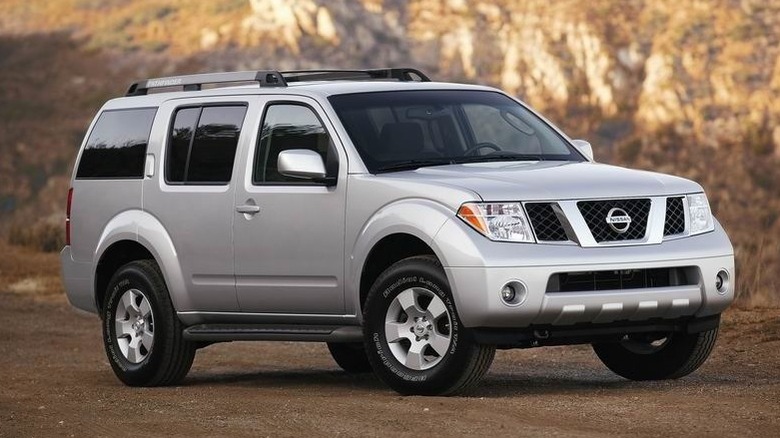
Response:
[236, 205, 261, 214]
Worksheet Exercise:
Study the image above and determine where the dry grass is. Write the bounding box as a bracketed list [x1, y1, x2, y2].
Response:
[0, 242, 64, 302]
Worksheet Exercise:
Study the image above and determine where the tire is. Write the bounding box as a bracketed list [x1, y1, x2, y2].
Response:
[362, 255, 495, 396]
[102, 259, 196, 386]
[592, 326, 719, 381]
[327, 342, 372, 373]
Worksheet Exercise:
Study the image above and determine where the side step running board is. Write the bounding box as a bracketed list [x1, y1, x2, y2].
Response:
[182, 324, 363, 343]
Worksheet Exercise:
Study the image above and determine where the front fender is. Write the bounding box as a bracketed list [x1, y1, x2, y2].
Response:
[347, 199, 457, 318]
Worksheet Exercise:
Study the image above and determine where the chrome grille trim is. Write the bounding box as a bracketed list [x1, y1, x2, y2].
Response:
[523, 196, 694, 247]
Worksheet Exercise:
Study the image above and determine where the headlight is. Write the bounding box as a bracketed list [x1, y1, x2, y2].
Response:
[687, 193, 714, 235]
[457, 202, 535, 243]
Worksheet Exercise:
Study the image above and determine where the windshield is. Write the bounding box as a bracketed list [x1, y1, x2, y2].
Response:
[329, 90, 584, 173]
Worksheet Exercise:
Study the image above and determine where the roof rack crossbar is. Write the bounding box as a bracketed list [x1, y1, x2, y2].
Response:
[281, 68, 431, 83]
[126, 70, 287, 96]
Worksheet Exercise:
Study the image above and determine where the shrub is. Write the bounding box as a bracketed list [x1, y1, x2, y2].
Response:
[7, 218, 64, 253]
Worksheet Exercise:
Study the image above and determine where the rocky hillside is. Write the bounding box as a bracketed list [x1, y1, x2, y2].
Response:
[1, 0, 778, 303]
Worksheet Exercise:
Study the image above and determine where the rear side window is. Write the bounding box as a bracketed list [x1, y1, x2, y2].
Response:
[76, 108, 157, 179]
[166, 105, 247, 185]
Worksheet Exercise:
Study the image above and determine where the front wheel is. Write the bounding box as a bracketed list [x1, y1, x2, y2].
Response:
[363, 255, 495, 396]
[102, 260, 196, 386]
[592, 326, 719, 381]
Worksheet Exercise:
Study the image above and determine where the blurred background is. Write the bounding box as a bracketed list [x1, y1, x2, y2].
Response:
[0, 0, 777, 305]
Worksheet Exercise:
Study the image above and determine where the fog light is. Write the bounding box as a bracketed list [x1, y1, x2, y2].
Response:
[500, 281, 527, 306]
[501, 285, 516, 303]
[715, 270, 729, 295]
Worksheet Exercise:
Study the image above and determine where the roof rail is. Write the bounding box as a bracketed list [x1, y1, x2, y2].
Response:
[126, 70, 287, 96]
[125, 67, 431, 97]
[281, 68, 431, 83]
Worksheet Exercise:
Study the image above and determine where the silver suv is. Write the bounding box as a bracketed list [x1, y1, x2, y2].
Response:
[61, 68, 734, 395]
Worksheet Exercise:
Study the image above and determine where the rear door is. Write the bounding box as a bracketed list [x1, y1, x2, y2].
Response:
[233, 97, 347, 314]
[144, 97, 253, 312]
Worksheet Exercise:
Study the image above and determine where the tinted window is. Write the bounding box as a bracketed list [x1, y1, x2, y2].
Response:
[253, 104, 337, 184]
[167, 107, 199, 183]
[329, 91, 583, 173]
[165, 105, 247, 184]
[76, 108, 157, 179]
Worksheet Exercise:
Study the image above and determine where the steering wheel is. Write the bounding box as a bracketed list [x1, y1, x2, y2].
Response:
[464, 142, 501, 156]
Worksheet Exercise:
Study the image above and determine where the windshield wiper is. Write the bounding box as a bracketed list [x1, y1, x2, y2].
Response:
[375, 159, 454, 173]
[453, 153, 544, 164]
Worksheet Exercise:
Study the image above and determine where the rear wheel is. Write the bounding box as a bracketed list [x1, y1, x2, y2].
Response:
[102, 260, 196, 386]
[363, 255, 495, 395]
[592, 326, 719, 380]
[327, 342, 372, 373]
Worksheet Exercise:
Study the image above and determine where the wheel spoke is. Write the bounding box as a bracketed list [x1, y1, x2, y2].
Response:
[426, 298, 447, 320]
[385, 321, 411, 343]
[117, 337, 130, 358]
[115, 319, 133, 337]
[128, 290, 142, 314]
[141, 329, 154, 351]
[120, 292, 135, 316]
[396, 289, 423, 317]
[427, 332, 451, 356]
[139, 298, 152, 318]
[405, 342, 425, 369]
[126, 338, 140, 363]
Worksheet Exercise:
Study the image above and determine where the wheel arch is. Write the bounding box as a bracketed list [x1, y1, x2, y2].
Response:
[93, 210, 188, 314]
[94, 240, 155, 313]
[359, 233, 437, 309]
[349, 199, 456, 319]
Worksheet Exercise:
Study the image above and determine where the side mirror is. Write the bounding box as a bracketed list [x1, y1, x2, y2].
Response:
[571, 139, 594, 161]
[277, 149, 333, 184]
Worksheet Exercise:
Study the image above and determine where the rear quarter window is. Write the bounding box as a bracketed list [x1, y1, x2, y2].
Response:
[76, 108, 157, 179]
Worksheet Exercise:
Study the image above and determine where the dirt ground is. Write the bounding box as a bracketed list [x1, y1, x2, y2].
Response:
[0, 245, 779, 437]
[0, 287, 777, 438]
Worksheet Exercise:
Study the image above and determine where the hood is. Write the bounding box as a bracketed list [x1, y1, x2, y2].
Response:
[382, 161, 703, 201]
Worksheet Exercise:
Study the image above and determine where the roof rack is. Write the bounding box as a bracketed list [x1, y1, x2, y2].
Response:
[125, 68, 430, 96]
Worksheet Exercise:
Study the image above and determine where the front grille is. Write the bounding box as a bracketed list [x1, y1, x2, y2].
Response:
[578, 198, 650, 242]
[664, 197, 685, 236]
[546, 267, 699, 292]
[525, 203, 568, 241]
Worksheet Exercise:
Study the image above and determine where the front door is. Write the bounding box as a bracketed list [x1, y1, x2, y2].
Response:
[233, 98, 347, 314]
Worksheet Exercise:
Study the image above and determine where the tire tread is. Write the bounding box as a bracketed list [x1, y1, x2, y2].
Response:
[668, 326, 719, 379]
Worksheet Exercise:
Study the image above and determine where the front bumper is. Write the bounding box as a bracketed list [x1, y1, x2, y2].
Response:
[434, 218, 734, 328]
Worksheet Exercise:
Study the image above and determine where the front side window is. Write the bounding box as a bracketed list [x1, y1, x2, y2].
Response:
[76, 108, 157, 179]
[329, 90, 584, 173]
[166, 104, 247, 185]
[253, 104, 337, 184]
